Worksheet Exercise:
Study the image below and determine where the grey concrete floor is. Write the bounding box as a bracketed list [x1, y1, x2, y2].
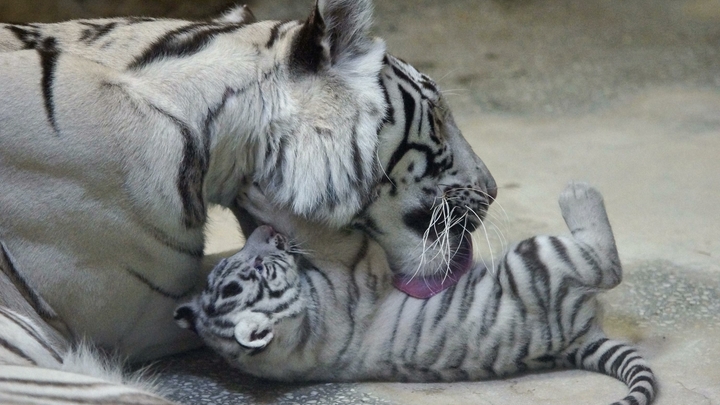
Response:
[153, 0, 720, 404]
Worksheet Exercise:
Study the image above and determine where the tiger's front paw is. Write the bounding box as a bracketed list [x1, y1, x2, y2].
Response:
[234, 312, 274, 351]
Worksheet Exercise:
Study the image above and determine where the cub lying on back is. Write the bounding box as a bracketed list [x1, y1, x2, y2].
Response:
[175, 182, 657, 405]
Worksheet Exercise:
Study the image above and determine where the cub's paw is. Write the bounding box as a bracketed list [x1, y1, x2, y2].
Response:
[559, 181, 608, 233]
[234, 312, 274, 351]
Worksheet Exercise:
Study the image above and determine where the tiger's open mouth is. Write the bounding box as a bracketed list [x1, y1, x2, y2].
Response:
[393, 232, 474, 299]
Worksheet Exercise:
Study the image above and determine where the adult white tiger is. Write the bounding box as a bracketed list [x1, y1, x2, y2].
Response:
[0, 46, 497, 401]
[0, 0, 390, 361]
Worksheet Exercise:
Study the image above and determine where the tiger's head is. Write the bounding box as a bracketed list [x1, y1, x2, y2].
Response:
[231, 54, 497, 283]
[175, 225, 300, 354]
[352, 55, 497, 280]
[222, 8, 496, 282]
[242, 0, 387, 227]
[207, 1, 386, 227]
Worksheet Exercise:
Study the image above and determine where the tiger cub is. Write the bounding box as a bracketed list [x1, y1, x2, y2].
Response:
[175, 182, 657, 405]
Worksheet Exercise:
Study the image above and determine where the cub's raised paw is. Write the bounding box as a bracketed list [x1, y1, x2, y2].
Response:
[234, 312, 274, 351]
[558, 181, 609, 236]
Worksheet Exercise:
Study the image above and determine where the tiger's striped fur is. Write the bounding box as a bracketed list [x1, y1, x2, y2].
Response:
[0, 243, 175, 405]
[0, 0, 389, 361]
[177, 182, 656, 405]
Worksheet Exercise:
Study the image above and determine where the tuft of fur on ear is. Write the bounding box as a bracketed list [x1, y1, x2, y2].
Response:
[291, 0, 377, 72]
[173, 304, 198, 334]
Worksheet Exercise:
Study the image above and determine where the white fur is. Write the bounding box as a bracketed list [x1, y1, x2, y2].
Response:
[0, 0, 385, 361]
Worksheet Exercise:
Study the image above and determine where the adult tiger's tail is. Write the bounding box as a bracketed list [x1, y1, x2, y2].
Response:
[567, 338, 657, 405]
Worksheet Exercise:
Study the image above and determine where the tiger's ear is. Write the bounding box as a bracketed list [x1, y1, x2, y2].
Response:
[291, 0, 380, 72]
[173, 304, 198, 334]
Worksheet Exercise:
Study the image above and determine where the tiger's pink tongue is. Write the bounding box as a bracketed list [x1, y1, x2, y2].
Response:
[392, 260, 475, 299]
[393, 235, 475, 299]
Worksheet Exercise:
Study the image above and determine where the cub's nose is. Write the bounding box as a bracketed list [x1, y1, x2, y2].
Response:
[247, 225, 276, 245]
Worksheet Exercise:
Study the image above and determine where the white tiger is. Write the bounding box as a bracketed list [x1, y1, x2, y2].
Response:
[0, 0, 389, 361]
[176, 182, 657, 405]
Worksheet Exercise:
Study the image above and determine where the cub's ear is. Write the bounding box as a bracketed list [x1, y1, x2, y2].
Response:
[291, 0, 382, 72]
[174, 304, 198, 334]
[234, 312, 274, 351]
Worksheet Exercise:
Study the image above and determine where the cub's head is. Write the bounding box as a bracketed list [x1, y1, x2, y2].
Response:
[175, 226, 301, 354]
[352, 55, 497, 279]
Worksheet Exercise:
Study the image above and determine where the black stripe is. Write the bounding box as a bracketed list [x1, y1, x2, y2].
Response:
[295, 272, 316, 351]
[577, 243, 603, 285]
[332, 241, 369, 365]
[457, 269, 478, 323]
[550, 236, 581, 278]
[298, 257, 335, 292]
[569, 292, 592, 332]
[0, 336, 37, 365]
[610, 347, 635, 376]
[390, 64, 422, 93]
[481, 338, 501, 375]
[629, 375, 655, 388]
[503, 256, 520, 296]
[0, 243, 58, 321]
[620, 355, 643, 380]
[513, 328, 531, 371]
[266, 21, 286, 48]
[520, 239, 553, 350]
[324, 153, 339, 210]
[150, 106, 208, 228]
[387, 295, 409, 364]
[479, 284, 503, 336]
[621, 395, 640, 405]
[350, 115, 365, 188]
[406, 300, 429, 362]
[597, 343, 623, 374]
[379, 77, 395, 126]
[5, 25, 41, 49]
[554, 277, 570, 345]
[0, 376, 109, 387]
[383, 84, 415, 184]
[79, 22, 118, 44]
[432, 282, 457, 329]
[132, 215, 203, 258]
[37, 37, 60, 134]
[566, 315, 594, 352]
[125, 268, 192, 300]
[0, 308, 63, 363]
[581, 338, 609, 362]
[266, 289, 301, 313]
[630, 386, 653, 401]
[625, 365, 653, 384]
[128, 23, 244, 70]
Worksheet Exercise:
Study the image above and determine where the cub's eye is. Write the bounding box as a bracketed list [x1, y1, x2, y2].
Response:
[254, 257, 264, 271]
[221, 281, 242, 298]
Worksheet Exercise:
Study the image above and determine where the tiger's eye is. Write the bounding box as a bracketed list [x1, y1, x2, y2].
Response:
[221, 281, 242, 298]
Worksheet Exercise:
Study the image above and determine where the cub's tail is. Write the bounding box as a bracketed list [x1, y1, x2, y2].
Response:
[567, 338, 657, 405]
